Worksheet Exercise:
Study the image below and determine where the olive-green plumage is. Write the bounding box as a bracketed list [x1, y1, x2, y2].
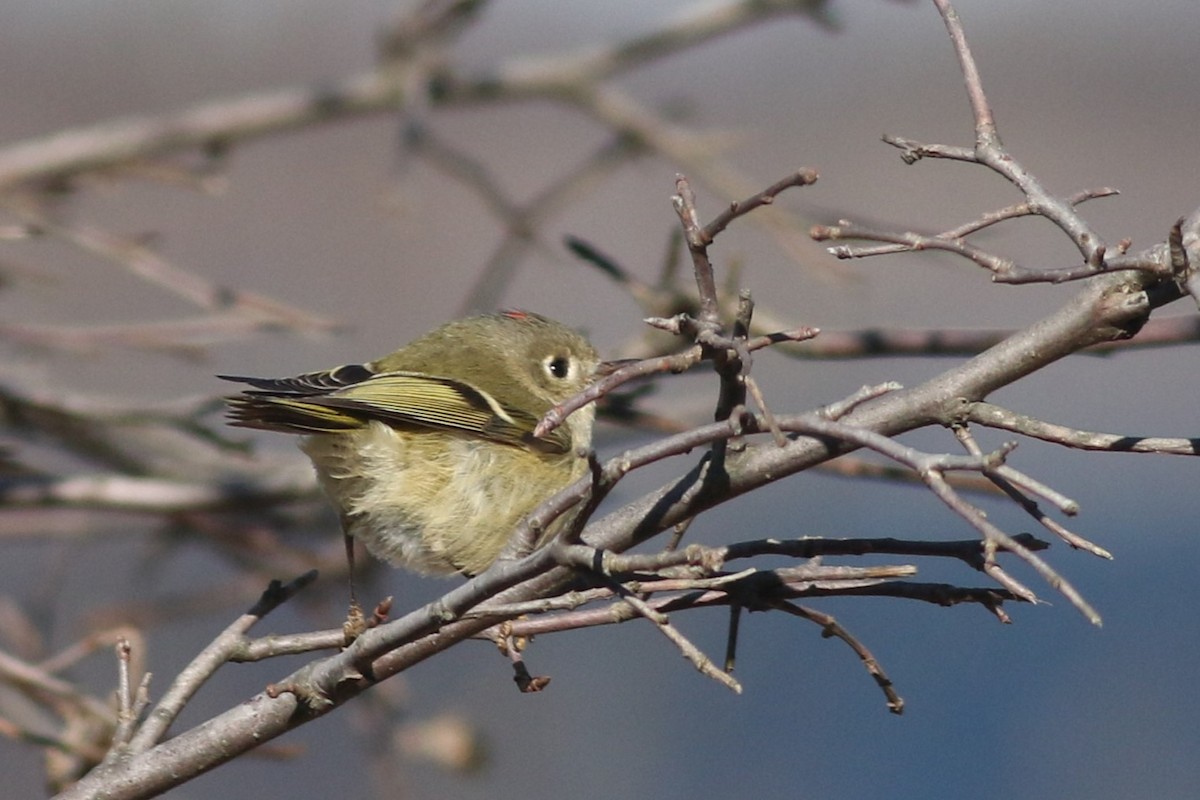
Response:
[222, 311, 599, 575]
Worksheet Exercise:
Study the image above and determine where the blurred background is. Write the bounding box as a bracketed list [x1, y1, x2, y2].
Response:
[1, 1, 1198, 798]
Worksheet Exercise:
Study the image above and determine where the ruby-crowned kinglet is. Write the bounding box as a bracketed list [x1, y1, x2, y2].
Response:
[222, 310, 599, 576]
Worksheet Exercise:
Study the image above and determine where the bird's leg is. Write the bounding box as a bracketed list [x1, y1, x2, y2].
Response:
[342, 531, 367, 643]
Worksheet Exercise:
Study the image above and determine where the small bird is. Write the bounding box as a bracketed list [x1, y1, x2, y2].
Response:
[222, 311, 600, 580]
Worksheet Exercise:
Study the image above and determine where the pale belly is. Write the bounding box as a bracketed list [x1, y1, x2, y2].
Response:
[300, 422, 582, 575]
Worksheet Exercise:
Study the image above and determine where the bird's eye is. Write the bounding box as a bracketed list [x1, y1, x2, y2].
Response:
[545, 355, 572, 379]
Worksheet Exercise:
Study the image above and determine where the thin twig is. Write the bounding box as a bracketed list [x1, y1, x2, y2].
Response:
[953, 425, 1111, 558]
[2, 197, 339, 331]
[774, 601, 904, 715]
[109, 639, 137, 753]
[604, 577, 742, 693]
[967, 401, 1200, 456]
[127, 572, 317, 752]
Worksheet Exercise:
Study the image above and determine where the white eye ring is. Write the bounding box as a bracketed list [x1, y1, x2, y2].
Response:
[544, 354, 573, 380]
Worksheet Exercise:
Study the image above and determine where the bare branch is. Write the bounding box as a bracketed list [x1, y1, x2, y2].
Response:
[2, 197, 338, 332]
[0, 474, 313, 514]
[951, 424, 1110, 559]
[699, 169, 819, 244]
[966, 401, 1200, 456]
[605, 578, 742, 693]
[0, 70, 406, 191]
[774, 602, 904, 715]
[126, 572, 316, 753]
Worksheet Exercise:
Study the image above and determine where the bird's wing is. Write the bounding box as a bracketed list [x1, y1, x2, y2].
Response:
[223, 370, 571, 453]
